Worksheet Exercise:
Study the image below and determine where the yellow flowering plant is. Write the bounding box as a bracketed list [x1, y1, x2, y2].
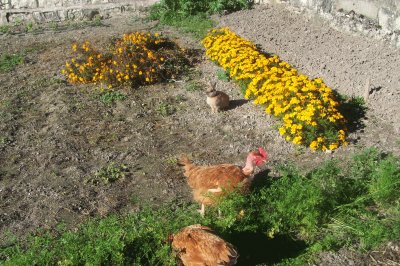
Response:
[62, 32, 189, 88]
[202, 27, 348, 151]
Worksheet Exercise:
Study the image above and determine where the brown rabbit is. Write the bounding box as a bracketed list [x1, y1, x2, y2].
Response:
[206, 81, 230, 113]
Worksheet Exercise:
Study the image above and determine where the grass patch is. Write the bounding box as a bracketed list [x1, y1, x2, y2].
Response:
[0, 53, 24, 73]
[1, 148, 399, 265]
[98, 91, 127, 105]
[86, 162, 129, 185]
[184, 80, 203, 92]
[158, 13, 215, 39]
[216, 68, 231, 82]
[0, 25, 11, 34]
[148, 0, 253, 39]
[157, 101, 176, 116]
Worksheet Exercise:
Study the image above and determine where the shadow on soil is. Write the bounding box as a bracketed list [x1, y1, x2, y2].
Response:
[229, 232, 307, 265]
[228, 99, 249, 110]
[335, 93, 368, 134]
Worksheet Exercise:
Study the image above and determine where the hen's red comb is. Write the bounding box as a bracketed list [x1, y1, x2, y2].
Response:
[258, 147, 268, 159]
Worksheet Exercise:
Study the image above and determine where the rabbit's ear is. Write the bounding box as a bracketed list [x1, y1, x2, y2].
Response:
[209, 81, 216, 89]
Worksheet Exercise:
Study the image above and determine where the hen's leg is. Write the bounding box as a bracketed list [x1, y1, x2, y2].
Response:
[197, 203, 205, 217]
[208, 187, 222, 193]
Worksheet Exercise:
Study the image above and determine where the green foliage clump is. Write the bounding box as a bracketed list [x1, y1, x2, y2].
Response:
[184, 80, 203, 92]
[63, 32, 190, 88]
[157, 101, 176, 116]
[150, 0, 253, 17]
[1, 148, 399, 265]
[86, 162, 129, 185]
[216, 68, 230, 81]
[148, 0, 252, 38]
[98, 91, 127, 105]
[213, 148, 400, 256]
[0, 205, 205, 265]
[0, 25, 11, 34]
[0, 53, 24, 73]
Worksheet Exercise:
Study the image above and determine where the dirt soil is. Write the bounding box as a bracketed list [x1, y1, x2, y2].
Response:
[0, 2, 399, 265]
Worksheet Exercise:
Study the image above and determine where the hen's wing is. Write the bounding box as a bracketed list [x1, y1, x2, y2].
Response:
[186, 164, 246, 192]
[173, 225, 238, 266]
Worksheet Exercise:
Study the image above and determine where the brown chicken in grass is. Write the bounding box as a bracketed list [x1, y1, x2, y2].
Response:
[179, 147, 268, 216]
[171, 224, 238, 266]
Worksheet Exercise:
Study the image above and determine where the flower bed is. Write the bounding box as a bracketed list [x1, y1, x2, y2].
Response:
[62, 32, 189, 88]
[202, 27, 347, 151]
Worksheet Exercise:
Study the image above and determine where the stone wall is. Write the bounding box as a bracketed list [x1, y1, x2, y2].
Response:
[0, 0, 158, 24]
[2, 0, 400, 40]
[257, 0, 400, 33]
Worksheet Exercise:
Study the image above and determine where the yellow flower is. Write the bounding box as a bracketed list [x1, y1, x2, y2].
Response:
[310, 141, 318, 150]
[292, 136, 302, 145]
[329, 143, 338, 150]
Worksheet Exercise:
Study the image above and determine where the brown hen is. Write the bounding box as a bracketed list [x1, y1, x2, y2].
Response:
[171, 224, 238, 266]
[179, 147, 267, 216]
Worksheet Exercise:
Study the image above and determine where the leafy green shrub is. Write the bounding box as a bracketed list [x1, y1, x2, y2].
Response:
[1, 148, 399, 265]
[148, 0, 252, 38]
[149, 0, 252, 18]
[157, 101, 176, 116]
[213, 148, 400, 252]
[0, 53, 24, 72]
[0, 25, 11, 34]
[184, 80, 203, 92]
[98, 91, 127, 105]
[216, 68, 230, 81]
[0, 204, 205, 265]
[209, 0, 253, 13]
[62, 32, 190, 88]
[368, 155, 400, 206]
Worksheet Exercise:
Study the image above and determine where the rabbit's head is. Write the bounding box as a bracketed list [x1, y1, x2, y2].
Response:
[206, 81, 217, 97]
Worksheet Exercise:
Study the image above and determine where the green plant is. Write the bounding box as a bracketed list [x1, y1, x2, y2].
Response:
[0, 53, 24, 72]
[209, 0, 253, 13]
[185, 80, 203, 92]
[163, 155, 178, 165]
[62, 32, 190, 88]
[98, 91, 127, 105]
[203, 27, 348, 151]
[91, 16, 103, 27]
[216, 68, 230, 81]
[87, 162, 129, 185]
[336, 94, 367, 133]
[1, 149, 399, 265]
[149, 0, 253, 18]
[25, 21, 34, 32]
[49, 21, 59, 31]
[0, 136, 10, 147]
[0, 25, 11, 34]
[170, 14, 215, 39]
[0, 204, 204, 265]
[148, 0, 229, 39]
[157, 101, 176, 116]
[33, 77, 65, 88]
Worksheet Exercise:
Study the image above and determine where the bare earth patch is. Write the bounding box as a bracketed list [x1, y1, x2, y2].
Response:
[0, 3, 399, 264]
